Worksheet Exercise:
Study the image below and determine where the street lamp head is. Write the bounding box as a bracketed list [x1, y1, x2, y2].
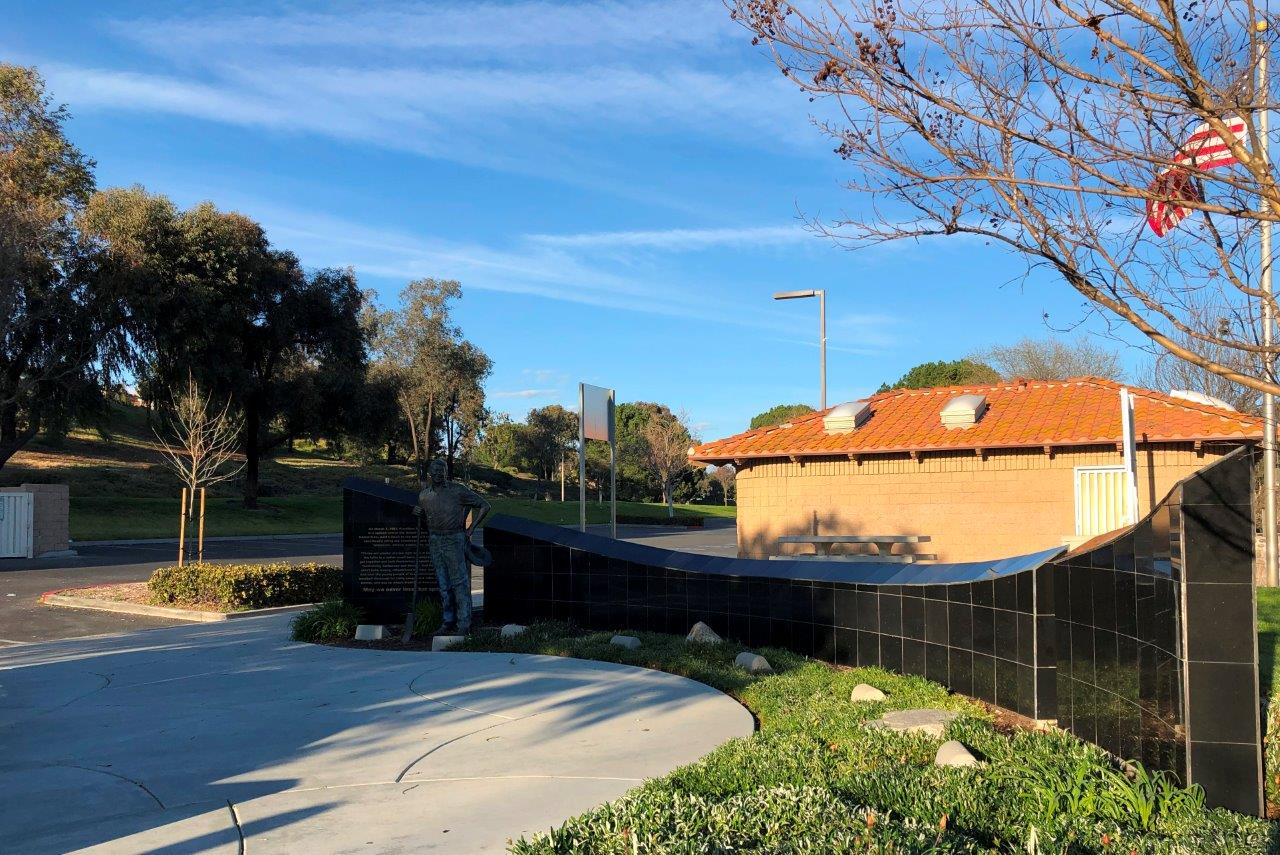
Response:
[773, 289, 818, 300]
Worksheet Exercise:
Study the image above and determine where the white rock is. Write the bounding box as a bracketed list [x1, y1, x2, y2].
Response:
[610, 635, 641, 650]
[354, 625, 385, 641]
[431, 635, 465, 651]
[500, 624, 527, 638]
[735, 652, 773, 674]
[850, 683, 887, 702]
[871, 708, 958, 739]
[935, 740, 979, 768]
[686, 622, 722, 644]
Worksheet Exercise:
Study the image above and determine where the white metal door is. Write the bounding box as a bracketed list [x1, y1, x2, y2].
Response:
[0, 493, 34, 558]
[1074, 466, 1128, 537]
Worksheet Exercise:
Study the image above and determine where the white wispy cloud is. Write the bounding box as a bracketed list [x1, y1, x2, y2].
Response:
[109, 1, 739, 55]
[526, 225, 810, 250]
[493, 389, 560, 399]
[33, 1, 819, 192]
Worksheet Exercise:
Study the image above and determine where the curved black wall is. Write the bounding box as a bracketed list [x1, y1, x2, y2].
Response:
[342, 447, 1265, 815]
[1054, 448, 1262, 815]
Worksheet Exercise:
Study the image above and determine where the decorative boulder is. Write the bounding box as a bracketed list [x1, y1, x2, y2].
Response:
[431, 635, 465, 651]
[686, 622, 722, 644]
[354, 625, 385, 641]
[735, 652, 773, 675]
[500, 624, 527, 638]
[934, 740, 980, 768]
[610, 635, 641, 650]
[850, 683, 887, 703]
[871, 709, 958, 739]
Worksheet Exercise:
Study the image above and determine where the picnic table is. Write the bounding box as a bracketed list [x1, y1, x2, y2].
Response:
[774, 534, 935, 563]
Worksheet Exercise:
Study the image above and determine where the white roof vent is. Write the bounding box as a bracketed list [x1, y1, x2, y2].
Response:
[1169, 389, 1236, 411]
[822, 400, 872, 434]
[940, 394, 988, 429]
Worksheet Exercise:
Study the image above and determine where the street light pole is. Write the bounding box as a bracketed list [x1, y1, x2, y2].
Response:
[773, 289, 827, 410]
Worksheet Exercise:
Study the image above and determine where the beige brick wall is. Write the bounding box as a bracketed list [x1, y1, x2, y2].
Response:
[0, 483, 70, 556]
[735, 442, 1239, 562]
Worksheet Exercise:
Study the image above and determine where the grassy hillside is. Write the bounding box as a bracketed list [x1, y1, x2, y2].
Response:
[4, 402, 734, 540]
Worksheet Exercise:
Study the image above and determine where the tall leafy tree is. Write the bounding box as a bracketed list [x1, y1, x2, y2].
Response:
[368, 278, 491, 475]
[83, 187, 367, 507]
[878, 359, 1000, 393]
[749, 403, 815, 430]
[517, 404, 576, 500]
[0, 65, 117, 469]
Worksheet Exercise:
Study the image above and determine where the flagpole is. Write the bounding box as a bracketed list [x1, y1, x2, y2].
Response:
[1260, 19, 1278, 588]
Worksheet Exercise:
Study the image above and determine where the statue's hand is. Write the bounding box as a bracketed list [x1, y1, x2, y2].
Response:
[412, 505, 423, 517]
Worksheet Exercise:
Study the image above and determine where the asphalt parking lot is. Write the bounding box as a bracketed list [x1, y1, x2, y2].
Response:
[0, 522, 738, 644]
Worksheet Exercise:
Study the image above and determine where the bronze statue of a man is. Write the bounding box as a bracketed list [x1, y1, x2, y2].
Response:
[414, 459, 490, 635]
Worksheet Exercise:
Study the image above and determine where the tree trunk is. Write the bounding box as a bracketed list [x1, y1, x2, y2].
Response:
[242, 399, 260, 509]
[0, 400, 37, 471]
[666, 486, 674, 518]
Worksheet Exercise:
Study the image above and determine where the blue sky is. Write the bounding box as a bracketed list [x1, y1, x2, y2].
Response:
[4, 0, 1140, 441]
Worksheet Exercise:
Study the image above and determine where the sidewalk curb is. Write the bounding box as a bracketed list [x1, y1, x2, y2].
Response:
[73, 532, 342, 547]
[39, 593, 318, 623]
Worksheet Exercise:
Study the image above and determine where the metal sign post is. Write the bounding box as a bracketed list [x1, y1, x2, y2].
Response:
[1120, 388, 1140, 525]
[579, 382, 617, 536]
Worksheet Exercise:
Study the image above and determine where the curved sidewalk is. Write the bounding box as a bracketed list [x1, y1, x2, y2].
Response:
[0, 614, 753, 853]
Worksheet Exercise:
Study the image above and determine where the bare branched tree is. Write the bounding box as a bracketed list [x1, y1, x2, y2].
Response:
[642, 409, 697, 517]
[154, 375, 244, 508]
[975, 336, 1125, 380]
[710, 464, 737, 506]
[731, 0, 1280, 395]
[1138, 306, 1265, 412]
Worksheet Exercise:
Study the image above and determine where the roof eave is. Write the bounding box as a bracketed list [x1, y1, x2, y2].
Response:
[688, 434, 1261, 464]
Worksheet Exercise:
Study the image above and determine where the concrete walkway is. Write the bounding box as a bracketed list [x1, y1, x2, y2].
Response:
[0, 614, 752, 853]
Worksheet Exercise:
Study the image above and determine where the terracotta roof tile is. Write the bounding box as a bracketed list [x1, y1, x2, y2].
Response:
[689, 377, 1261, 463]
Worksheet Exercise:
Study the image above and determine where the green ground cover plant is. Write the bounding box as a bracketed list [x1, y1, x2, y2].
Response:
[69, 495, 732, 541]
[147, 561, 340, 610]
[291, 600, 363, 642]
[456, 622, 1273, 854]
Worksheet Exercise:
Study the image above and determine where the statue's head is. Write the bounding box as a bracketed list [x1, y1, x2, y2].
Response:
[427, 458, 447, 485]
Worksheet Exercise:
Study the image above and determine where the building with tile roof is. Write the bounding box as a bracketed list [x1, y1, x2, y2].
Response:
[689, 377, 1261, 562]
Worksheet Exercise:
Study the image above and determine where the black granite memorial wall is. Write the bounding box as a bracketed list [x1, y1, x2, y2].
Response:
[481, 519, 1062, 721]
[342, 479, 435, 622]
[1053, 447, 1263, 815]
[342, 445, 1264, 814]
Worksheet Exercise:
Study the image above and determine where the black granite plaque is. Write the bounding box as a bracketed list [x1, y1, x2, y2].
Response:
[343, 480, 436, 622]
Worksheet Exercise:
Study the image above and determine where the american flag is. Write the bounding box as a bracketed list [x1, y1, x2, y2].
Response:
[1146, 114, 1247, 236]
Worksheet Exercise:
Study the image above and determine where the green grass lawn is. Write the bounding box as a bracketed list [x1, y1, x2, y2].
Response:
[1259, 588, 1280, 697]
[451, 622, 1270, 853]
[72, 495, 735, 541]
[71, 496, 345, 541]
[487, 497, 735, 525]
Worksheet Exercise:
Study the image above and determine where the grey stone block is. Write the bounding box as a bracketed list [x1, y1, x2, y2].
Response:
[735, 652, 773, 674]
[686, 622, 722, 644]
[935, 740, 979, 767]
[610, 635, 641, 650]
[500, 624, 527, 638]
[354, 625, 385, 641]
[850, 683, 887, 702]
[870, 708, 957, 739]
[432, 635, 466, 651]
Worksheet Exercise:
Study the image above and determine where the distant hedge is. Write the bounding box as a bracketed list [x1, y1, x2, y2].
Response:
[148, 561, 342, 610]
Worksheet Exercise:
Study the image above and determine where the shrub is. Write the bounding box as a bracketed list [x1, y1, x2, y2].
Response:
[291, 600, 362, 642]
[148, 561, 341, 610]
[412, 597, 443, 635]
